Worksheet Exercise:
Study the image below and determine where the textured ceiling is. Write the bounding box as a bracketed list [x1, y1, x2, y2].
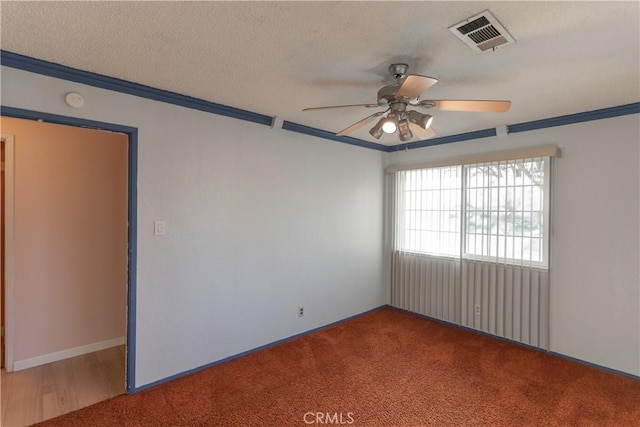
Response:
[1, 1, 639, 145]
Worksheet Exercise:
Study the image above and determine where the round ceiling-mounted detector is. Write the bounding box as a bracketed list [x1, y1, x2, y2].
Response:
[65, 92, 85, 108]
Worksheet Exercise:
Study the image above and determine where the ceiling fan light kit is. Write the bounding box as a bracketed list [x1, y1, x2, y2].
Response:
[381, 117, 397, 134]
[397, 118, 413, 142]
[369, 119, 385, 139]
[408, 110, 433, 130]
[303, 63, 511, 142]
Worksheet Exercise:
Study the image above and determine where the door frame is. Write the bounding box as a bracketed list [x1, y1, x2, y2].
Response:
[1, 133, 15, 372]
[1, 106, 138, 393]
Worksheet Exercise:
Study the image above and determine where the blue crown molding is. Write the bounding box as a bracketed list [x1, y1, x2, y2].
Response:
[508, 102, 640, 134]
[392, 102, 640, 151]
[282, 121, 389, 152]
[396, 128, 498, 151]
[2, 50, 638, 153]
[1, 50, 272, 126]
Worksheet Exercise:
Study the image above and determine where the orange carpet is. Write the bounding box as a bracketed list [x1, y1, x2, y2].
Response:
[34, 307, 640, 426]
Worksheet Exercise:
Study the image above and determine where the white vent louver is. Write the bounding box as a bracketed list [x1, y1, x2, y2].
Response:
[449, 10, 515, 53]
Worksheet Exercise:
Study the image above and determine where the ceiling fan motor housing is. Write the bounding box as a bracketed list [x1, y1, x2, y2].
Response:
[378, 64, 412, 105]
[377, 84, 401, 105]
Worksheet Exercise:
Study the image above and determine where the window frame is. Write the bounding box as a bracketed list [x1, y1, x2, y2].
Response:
[460, 158, 550, 268]
[395, 165, 463, 259]
[394, 156, 551, 269]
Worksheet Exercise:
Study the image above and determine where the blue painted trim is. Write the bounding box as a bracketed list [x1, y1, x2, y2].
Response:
[3, 51, 638, 154]
[389, 306, 640, 381]
[1, 50, 272, 127]
[397, 128, 498, 151]
[1, 106, 139, 392]
[282, 121, 389, 152]
[0, 106, 136, 134]
[126, 132, 138, 394]
[547, 351, 640, 381]
[508, 102, 640, 134]
[132, 305, 386, 393]
[390, 102, 640, 151]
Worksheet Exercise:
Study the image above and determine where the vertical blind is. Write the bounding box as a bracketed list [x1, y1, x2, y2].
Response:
[389, 147, 557, 349]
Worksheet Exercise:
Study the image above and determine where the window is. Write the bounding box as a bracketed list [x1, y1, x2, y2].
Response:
[465, 158, 548, 266]
[393, 156, 550, 267]
[396, 166, 461, 257]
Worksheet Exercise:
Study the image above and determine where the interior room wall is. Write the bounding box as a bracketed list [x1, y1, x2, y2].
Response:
[1, 117, 128, 365]
[0, 66, 386, 387]
[385, 114, 640, 376]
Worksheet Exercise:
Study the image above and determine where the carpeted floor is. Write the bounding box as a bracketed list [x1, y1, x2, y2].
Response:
[34, 307, 640, 426]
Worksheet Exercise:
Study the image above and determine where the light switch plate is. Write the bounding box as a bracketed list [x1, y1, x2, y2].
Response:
[154, 220, 166, 236]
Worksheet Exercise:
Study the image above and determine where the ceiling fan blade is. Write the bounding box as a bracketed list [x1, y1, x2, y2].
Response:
[303, 103, 379, 112]
[408, 122, 437, 140]
[336, 110, 387, 136]
[422, 100, 511, 112]
[395, 74, 438, 99]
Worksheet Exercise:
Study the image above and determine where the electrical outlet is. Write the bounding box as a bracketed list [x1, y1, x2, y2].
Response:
[474, 304, 481, 316]
[298, 306, 304, 318]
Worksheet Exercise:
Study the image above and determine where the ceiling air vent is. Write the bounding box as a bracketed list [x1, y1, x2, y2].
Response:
[449, 10, 515, 53]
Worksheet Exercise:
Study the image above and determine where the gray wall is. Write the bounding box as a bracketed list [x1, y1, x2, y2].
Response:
[385, 114, 640, 376]
[1, 66, 386, 387]
[3, 64, 638, 381]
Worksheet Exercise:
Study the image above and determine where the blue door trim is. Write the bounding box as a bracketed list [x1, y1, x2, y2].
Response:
[1, 106, 139, 393]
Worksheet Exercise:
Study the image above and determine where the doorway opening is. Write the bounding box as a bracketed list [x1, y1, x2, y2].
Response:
[0, 107, 137, 403]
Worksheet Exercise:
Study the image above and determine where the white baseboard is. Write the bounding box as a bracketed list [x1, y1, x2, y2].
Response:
[13, 337, 125, 371]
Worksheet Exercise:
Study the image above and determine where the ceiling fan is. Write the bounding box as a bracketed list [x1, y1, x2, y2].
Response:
[303, 63, 511, 142]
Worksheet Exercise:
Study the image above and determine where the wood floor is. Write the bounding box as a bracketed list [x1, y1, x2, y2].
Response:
[1, 345, 125, 427]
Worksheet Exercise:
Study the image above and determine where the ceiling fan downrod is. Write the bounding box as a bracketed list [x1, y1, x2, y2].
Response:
[388, 63, 409, 81]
